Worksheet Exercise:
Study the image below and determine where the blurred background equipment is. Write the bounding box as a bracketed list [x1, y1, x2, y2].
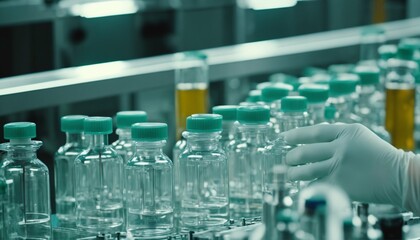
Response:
[1, 0, 420, 238]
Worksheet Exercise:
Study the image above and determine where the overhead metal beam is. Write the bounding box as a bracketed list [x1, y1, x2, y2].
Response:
[1, 17, 420, 116]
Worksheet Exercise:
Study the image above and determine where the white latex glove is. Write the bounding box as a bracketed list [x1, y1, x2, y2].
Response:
[282, 123, 420, 214]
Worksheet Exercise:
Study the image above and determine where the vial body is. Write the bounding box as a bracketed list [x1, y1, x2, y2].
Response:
[74, 136, 124, 234]
[54, 133, 85, 227]
[178, 133, 229, 229]
[385, 59, 417, 151]
[125, 142, 174, 238]
[228, 125, 269, 218]
[112, 129, 135, 165]
[1, 142, 52, 239]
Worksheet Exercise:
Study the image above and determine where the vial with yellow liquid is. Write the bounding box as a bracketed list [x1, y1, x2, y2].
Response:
[385, 46, 418, 151]
[173, 52, 209, 217]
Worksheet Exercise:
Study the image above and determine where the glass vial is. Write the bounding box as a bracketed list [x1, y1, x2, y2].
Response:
[74, 117, 124, 235]
[298, 84, 329, 125]
[228, 106, 271, 218]
[55, 115, 87, 228]
[327, 74, 361, 123]
[112, 111, 148, 164]
[261, 84, 293, 135]
[178, 114, 229, 229]
[385, 45, 418, 151]
[0, 122, 52, 239]
[212, 105, 238, 150]
[126, 123, 174, 238]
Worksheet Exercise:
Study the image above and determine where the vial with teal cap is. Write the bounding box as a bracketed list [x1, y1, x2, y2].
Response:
[227, 105, 271, 218]
[327, 74, 362, 123]
[261, 83, 293, 136]
[269, 73, 299, 95]
[353, 65, 390, 142]
[178, 114, 229, 229]
[385, 44, 418, 151]
[378, 44, 397, 85]
[0, 122, 52, 239]
[74, 117, 124, 234]
[55, 115, 88, 227]
[324, 106, 337, 124]
[264, 97, 308, 199]
[112, 111, 148, 164]
[359, 26, 386, 63]
[0, 178, 7, 239]
[125, 123, 174, 238]
[247, 89, 263, 103]
[298, 84, 329, 125]
[277, 96, 309, 133]
[212, 105, 238, 150]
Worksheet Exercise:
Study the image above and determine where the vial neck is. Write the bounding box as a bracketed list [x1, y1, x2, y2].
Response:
[185, 132, 221, 151]
[116, 128, 131, 140]
[135, 141, 166, 159]
[88, 134, 109, 149]
[2, 140, 41, 161]
[221, 121, 235, 141]
[66, 133, 85, 146]
[359, 84, 377, 95]
[239, 124, 270, 143]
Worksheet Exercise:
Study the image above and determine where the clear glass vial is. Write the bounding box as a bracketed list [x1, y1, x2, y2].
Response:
[212, 105, 238, 150]
[327, 74, 361, 123]
[55, 115, 87, 227]
[0, 122, 52, 239]
[228, 105, 271, 218]
[126, 123, 174, 239]
[298, 84, 329, 125]
[178, 114, 229, 229]
[261, 84, 293, 135]
[74, 117, 124, 235]
[265, 97, 308, 198]
[112, 111, 148, 164]
[353, 65, 390, 142]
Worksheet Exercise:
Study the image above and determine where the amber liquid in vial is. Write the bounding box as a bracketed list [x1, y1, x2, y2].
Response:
[175, 83, 208, 140]
[385, 87, 415, 151]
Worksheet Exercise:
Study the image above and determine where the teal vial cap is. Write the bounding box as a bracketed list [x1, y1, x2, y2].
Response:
[298, 84, 329, 103]
[212, 105, 238, 121]
[399, 38, 420, 51]
[324, 106, 337, 120]
[261, 83, 293, 102]
[302, 67, 327, 77]
[247, 90, 262, 103]
[281, 96, 308, 112]
[329, 74, 359, 97]
[84, 117, 113, 134]
[60, 115, 88, 133]
[131, 123, 168, 141]
[353, 65, 380, 85]
[270, 73, 299, 90]
[378, 44, 397, 60]
[116, 111, 148, 128]
[4, 122, 36, 140]
[186, 114, 222, 132]
[328, 64, 355, 75]
[237, 105, 270, 124]
[397, 44, 415, 60]
[256, 82, 273, 90]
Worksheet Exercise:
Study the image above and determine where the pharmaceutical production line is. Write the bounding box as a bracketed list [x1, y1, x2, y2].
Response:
[1, 15, 420, 239]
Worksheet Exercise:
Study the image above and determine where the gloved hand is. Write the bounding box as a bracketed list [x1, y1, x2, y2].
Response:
[282, 123, 420, 213]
